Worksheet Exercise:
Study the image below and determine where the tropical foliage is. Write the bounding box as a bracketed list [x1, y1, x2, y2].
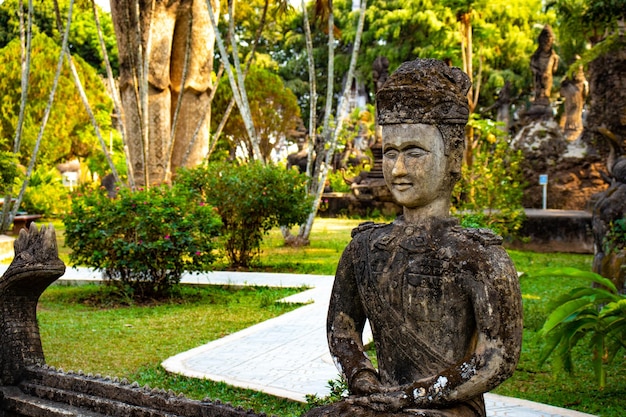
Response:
[277, 0, 554, 127]
[0, 0, 119, 76]
[20, 165, 71, 216]
[535, 267, 626, 388]
[0, 33, 114, 168]
[0, 138, 19, 196]
[452, 115, 526, 238]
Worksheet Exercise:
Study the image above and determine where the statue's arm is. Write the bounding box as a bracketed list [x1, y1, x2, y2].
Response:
[327, 240, 380, 395]
[552, 53, 560, 73]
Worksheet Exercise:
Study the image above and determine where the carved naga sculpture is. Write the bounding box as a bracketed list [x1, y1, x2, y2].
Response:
[0, 224, 264, 416]
[0, 224, 65, 386]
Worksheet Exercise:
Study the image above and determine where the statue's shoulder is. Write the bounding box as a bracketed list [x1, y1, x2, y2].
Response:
[351, 221, 390, 238]
[452, 226, 503, 247]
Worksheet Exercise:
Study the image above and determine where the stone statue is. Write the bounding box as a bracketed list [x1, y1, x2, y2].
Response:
[530, 25, 559, 107]
[110, 0, 219, 185]
[560, 59, 588, 140]
[304, 59, 523, 417]
[0, 224, 65, 385]
[592, 134, 626, 293]
[372, 56, 390, 94]
[495, 81, 513, 130]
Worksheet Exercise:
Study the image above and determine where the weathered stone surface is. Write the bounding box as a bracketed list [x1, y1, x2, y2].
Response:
[0, 224, 65, 386]
[529, 25, 559, 108]
[582, 37, 626, 152]
[511, 119, 608, 210]
[304, 59, 523, 417]
[591, 142, 626, 293]
[376, 59, 471, 125]
[559, 62, 588, 140]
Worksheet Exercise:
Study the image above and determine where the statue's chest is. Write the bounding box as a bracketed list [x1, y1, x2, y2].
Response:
[357, 232, 470, 322]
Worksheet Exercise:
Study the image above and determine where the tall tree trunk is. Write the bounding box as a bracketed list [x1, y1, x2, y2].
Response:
[90, 0, 135, 189]
[52, 1, 121, 185]
[302, 0, 317, 179]
[13, 0, 32, 155]
[206, 0, 263, 161]
[294, 0, 367, 244]
[281, 0, 319, 244]
[207, 0, 271, 161]
[459, 10, 481, 169]
[165, 13, 194, 180]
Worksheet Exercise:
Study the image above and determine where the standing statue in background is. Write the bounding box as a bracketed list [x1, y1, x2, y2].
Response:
[110, 0, 219, 186]
[530, 25, 559, 107]
[372, 56, 390, 94]
[304, 59, 523, 417]
[560, 59, 588, 140]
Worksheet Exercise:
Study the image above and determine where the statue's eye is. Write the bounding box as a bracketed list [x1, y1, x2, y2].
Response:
[384, 149, 399, 159]
[406, 148, 427, 158]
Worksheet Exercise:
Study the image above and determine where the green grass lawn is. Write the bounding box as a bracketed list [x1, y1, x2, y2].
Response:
[17, 218, 626, 416]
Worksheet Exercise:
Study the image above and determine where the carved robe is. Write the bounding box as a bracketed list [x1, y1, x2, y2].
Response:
[322, 217, 522, 417]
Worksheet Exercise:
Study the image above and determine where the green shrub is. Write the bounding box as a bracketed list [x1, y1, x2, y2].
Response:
[176, 161, 313, 268]
[452, 115, 526, 238]
[535, 267, 626, 388]
[63, 184, 222, 299]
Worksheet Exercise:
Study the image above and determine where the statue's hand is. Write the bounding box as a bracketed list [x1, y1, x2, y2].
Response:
[347, 391, 411, 412]
[350, 370, 383, 395]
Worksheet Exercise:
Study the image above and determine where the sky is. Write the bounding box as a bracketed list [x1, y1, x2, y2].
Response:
[95, 0, 110, 13]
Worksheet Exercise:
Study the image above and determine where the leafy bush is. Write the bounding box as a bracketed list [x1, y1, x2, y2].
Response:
[64, 184, 222, 299]
[176, 161, 313, 268]
[452, 115, 526, 238]
[305, 376, 348, 408]
[535, 267, 626, 388]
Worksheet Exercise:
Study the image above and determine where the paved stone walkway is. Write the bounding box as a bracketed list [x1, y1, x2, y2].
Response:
[0, 263, 598, 417]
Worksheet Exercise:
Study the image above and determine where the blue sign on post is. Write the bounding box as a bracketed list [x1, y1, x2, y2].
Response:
[539, 174, 548, 209]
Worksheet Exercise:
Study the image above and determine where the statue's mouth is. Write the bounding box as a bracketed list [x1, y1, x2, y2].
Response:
[392, 182, 413, 191]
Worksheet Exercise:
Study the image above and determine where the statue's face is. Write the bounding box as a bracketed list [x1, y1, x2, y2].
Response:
[382, 123, 448, 209]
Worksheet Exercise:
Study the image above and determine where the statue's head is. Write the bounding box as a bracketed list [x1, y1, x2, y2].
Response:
[376, 58, 470, 209]
[538, 25, 554, 50]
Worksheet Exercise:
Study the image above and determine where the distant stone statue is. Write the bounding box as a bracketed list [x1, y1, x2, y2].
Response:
[372, 56, 390, 94]
[110, 0, 219, 185]
[304, 59, 523, 417]
[495, 80, 513, 129]
[530, 25, 559, 107]
[560, 59, 588, 140]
